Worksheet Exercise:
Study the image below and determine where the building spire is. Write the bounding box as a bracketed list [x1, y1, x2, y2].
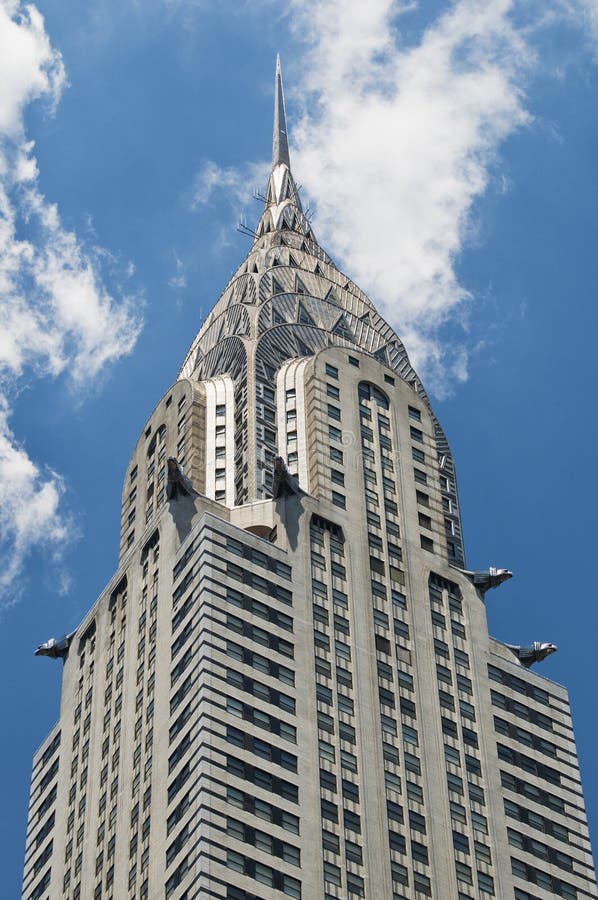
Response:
[272, 54, 291, 169]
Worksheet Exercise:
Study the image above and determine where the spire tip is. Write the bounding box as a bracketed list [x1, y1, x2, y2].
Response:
[272, 56, 291, 169]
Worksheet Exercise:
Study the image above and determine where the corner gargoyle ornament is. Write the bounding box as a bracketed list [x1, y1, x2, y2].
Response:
[458, 567, 513, 594]
[166, 457, 199, 500]
[272, 456, 305, 499]
[35, 631, 76, 660]
[506, 642, 558, 668]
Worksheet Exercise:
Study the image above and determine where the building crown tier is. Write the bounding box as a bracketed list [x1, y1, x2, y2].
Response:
[121, 59, 465, 567]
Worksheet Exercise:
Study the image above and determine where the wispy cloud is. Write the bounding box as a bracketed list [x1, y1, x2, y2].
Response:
[168, 253, 187, 290]
[192, 159, 269, 213]
[0, 2, 142, 606]
[191, 158, 270, 250]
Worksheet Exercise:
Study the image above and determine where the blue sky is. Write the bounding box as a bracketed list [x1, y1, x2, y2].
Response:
[2, 0, 598, 891]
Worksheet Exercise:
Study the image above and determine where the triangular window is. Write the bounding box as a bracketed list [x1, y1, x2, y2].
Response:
[298, 302, 316, 326]
[332, 314, 353, 341]
[272, 278, 283, 295]
[273, 308, 286, 325]
[314, 264, 323, 277]
[295, 277, 308, 295]
[297, 338, 313, 357]
[373, 345, 388, 364]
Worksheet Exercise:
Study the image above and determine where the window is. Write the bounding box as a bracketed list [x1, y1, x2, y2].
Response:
[416, 490, 429, 506]
[414, 468, 427, 485]
[330, 446, 343, 463]
[324, 862, 341, 885]
[325, 363, 339, 379]
[327, 383, 340, 399]
[421, 535, 434, 552]
[453, 831, 469, 854]
[322, 830, 339, 853]
[412, 841, 429, 864]
[455, 861, 473, 885]
[418, 513, 432, 530]
[332, 491, 346, 509]
[477, 872, 494, 895]
[348, 356, 360, 367]
[410, 426, 424, 442]
[408, 810, 426, 833]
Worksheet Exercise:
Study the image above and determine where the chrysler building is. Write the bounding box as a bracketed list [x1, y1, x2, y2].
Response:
[23, 59, 597, 900]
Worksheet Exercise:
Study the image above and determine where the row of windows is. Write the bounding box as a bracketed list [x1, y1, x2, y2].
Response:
[321, 799, 362, 833]
[227, 696, 297, 743]
[226, 754, 298, 803]
[226, 850, 301, 898]
[172, 540, 196, 582]
[507, 827, 575, 873]
[511, 858, 578, 898]
[504, 797, 569, 842]
[223, 534, 292, 580]
[429, 575, 497, 890]
[497, 743, 561, 785]
[226, 668, 295, 712]
[500, 770, 565, 813]
[311, 520, 368, 897]
[225, 639, 295, 685]
[226, 725, 297, 771]
[36, 732, 61, 773]
[494, 716, 558, 758]
[490, 689, 554, 731]
[165, 854, 189, 898]
[226, 613, 294, 658]
[487, 664, 550, 705]
[227, 816, 300, 866]
[226, 586, 293, 631]
[226, 562, 292, 605]
[172, 568, 194, 604]
[227, 785, 299, 834]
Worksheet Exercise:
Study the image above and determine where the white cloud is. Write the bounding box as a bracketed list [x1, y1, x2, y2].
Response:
[285, 0, 534, 391]
[0, 2, 142, 606]
[0, 399, 70, 607]
[0, 1, 66, 134]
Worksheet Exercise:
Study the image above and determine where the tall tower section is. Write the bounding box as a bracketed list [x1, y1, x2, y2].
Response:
[23, 60, 596, 900]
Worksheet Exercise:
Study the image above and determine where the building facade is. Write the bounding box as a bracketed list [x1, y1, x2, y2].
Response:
[23, 60, 597, 900]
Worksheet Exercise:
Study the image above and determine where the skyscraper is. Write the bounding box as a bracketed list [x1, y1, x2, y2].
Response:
[23, 58, 596, 900]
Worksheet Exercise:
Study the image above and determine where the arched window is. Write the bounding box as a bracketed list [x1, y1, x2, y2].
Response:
[358, 381, 390, 410]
